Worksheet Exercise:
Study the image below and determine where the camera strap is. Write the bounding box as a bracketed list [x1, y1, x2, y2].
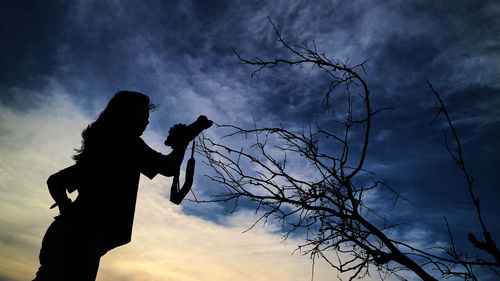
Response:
[171, 141, 196, 199]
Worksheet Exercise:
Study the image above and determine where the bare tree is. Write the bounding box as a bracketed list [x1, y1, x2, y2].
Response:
[198, 19, 499, 280]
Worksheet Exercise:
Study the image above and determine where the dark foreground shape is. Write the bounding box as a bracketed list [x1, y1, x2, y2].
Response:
[33, 91, 211, 281]
[33, 216, 105, 281]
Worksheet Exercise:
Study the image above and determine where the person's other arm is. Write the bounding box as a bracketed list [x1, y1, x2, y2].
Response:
[47, 165, 78, 215]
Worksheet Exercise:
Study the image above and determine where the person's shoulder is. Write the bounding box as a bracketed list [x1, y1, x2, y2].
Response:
[135, 137, 154, 152]
[119, 136, 147, 148]
[136, 137, 162, 156]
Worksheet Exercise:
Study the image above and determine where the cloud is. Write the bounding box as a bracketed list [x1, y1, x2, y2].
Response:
[2, 1, 498, 280]
[0, 87, 90, 280]
[0, 85, 342, 281]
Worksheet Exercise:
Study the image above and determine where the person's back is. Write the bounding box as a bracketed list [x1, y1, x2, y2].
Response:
[69, 136, 163, 250]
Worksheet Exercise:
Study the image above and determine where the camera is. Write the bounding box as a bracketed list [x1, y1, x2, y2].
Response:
[164, 115, 213, 148]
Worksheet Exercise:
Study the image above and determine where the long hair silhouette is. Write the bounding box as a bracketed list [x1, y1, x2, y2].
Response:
[73, 91, 157, 162]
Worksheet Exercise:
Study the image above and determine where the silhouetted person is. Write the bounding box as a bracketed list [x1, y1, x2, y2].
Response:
[33, 91, 211, 281]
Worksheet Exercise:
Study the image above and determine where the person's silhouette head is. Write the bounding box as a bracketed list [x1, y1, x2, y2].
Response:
[102, 91, 156, 136]
[74, 91, 157, 161]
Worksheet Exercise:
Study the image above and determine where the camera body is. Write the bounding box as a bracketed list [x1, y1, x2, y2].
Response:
[164, 115, 213, 148]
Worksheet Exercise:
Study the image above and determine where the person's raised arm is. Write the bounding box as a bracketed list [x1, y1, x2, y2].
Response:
[157, 116, 212, 177]
[152, 116, 212, 204]
[155, 142, 189, 177]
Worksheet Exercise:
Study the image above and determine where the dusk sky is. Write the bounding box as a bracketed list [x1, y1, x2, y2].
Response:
[1, 1, 499, 280]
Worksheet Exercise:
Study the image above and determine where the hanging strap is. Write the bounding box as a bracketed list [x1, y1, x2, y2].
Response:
[171, 141, 196, 201]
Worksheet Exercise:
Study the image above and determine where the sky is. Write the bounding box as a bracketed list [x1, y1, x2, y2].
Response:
[0, 0, 499, 280]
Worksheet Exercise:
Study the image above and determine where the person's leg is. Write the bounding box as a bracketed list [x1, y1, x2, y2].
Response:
[69, 225, 103, 281]
[33, 217, 103, 281]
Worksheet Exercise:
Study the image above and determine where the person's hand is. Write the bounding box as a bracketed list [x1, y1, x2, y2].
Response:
[57, 199, 74, 216]
[166, 123, 189, 150]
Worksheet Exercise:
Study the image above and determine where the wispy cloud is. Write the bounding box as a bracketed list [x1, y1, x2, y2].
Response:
[0, 85, 343, 281]
[1, 0, 499, 280]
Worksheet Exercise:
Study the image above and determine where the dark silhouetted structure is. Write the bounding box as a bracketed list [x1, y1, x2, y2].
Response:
[33, 91, 211, 281]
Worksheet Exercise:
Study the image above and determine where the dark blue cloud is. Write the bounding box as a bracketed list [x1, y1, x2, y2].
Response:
[0, 1, 69, 88]
[1, 1, 499, 277]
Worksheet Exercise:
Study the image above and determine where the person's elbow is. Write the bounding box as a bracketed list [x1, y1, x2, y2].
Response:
[46, 173, 63, 192]
[46, 173, 58, 188]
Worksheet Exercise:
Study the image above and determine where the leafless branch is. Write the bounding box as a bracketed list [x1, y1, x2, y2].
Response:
[196, 20, 498, 281]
